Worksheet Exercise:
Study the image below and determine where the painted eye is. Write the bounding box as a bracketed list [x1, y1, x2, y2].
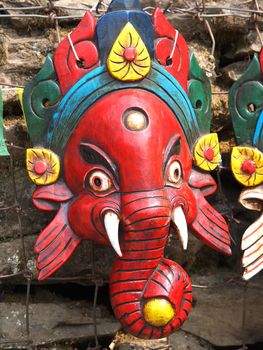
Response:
[167, 161, 182, 184]
[88, 171, 112, 192]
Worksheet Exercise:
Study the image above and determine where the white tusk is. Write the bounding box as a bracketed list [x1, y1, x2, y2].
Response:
[172, 206, 188, 250]
[104, 211, 122, 257]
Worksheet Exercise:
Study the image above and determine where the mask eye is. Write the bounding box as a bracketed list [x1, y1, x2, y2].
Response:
[167, 161, 182, 184]
[87, 170, 113, 192]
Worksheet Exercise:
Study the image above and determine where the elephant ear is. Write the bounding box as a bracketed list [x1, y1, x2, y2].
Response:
[188, 53, 212, 134]
[189, 169, 231, 255]
[188, 168, 216, 196]
[229, 54, 263, 146]
[32, 181, 81, 280]
[239, 185, 263, 280]
[0, 89, 10, 156]
[54, 11, 99, 95]
[187, 55, 222, 172]
[32, 181, 73, 211]
[34, 203, 82, 280]
[152, 7, 189, 91]
[228, 50, 263, 280]
[23, 55, 62, 146]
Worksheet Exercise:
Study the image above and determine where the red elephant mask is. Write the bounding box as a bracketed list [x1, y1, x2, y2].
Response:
[24, 0, 231, 340]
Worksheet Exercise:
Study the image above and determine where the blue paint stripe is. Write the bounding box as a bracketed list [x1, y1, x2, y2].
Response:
[47, 63, 199, 153]
[149, 64, 199, 142]
[47, 66, 107, 137]
[152, 63, 199, 131]
[253, 110, 263, 152]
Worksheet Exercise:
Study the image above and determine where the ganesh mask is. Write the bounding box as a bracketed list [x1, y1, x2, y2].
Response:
[24, 0, 231, 339]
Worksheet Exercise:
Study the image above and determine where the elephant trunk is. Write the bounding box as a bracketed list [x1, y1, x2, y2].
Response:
[109, 191, 192, 339]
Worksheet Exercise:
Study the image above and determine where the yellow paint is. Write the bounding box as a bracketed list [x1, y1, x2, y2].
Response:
[231, 146, 263, 187]
[26, 148, 60, 185]
[17, 88, 25, 116]
[107, 22, 150, 81]
[143, 298, 175, 327]
[193, 133, 221, 171]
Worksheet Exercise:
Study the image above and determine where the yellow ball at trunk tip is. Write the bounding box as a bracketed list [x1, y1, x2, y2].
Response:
[143, 298, 175, 327]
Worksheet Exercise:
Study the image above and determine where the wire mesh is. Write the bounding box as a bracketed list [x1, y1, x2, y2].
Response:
[0, 0, 262, 348]
[0, 145, 103, 348]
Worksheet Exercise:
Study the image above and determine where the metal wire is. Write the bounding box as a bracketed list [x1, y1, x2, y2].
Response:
[0, 5, 47, 11]
[0, 146, 32, 346]
[0, 3, 261, 15]
[0, 142, 103, 347]
[0, 82, 24, 88]
[0, 0, 261, 67]
[0, 2, 262, 19]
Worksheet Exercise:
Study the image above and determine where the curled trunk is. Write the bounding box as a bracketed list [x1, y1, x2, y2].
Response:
[110, 193, 192, 339]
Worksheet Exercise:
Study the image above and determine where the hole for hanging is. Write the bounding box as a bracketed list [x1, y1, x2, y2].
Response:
[247, 103, 255, 112]
[42, 98, 50, 107]
[76, 59, 85, 68]
[166, 57, 172, 65]
[195, 100, 202, 109]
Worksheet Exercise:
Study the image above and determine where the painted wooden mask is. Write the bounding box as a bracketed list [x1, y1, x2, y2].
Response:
[229, 49, 263, 281]
[23, 0, 231, 339]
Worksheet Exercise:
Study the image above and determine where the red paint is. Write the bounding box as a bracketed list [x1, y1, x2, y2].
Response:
[152, 8, 189, 91]
[61, 89, 195, 337]
[204, 147, 214, 161]
[32, 182, 73, 211]
[189, 170, 231, 255]
[32, 87, 232, 338]
[124, 47, 137, 61]
[54, 11, 99, 95]
[63, 89, 192, 194]
[34, 160, 47, 175]
[242, 159, 256, 175]
[188, 169, 217, 197]
[31, 4, 232, 340]
[34, 203, 81, 280]
[260, 48, 263, 73]
[110, 258, 192, 338]
[68, 192, 120, 246]
[167, 183, 197, 225]
[59, 88, 230, 338]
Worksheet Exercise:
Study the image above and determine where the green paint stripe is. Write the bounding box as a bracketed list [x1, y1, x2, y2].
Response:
[0, 89, 10, 156]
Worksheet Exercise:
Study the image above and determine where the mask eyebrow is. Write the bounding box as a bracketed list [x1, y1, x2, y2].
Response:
[80, 143, 119, 182]
[163, 134, 181, 172]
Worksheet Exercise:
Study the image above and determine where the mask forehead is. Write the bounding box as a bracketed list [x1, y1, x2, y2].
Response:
[63, 89, 191, 193]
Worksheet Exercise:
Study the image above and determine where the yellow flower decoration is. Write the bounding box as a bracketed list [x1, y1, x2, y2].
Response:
[193, 133, 221, 171]
[26, 148, 60, 185]
[231, 146, 263, 187]
[107, 22, 151, 81]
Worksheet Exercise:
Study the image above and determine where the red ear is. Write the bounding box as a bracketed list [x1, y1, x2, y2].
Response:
[190, 190, 231, 255]
[188, 169, 217, 197]
[152, 8, 189, 92]
[54, 11, 100, 95]
[32, 182, 73, 211]
[34, 204, 81, 280]
[188, 169, 231, 255]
